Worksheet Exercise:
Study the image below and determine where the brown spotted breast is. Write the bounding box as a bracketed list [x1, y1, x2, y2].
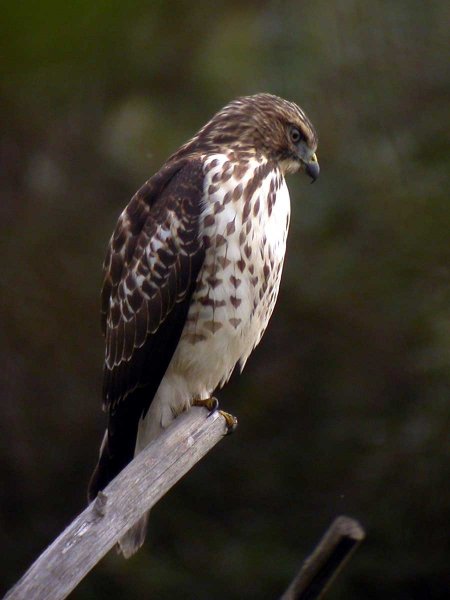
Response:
[172, 151, 291, 393]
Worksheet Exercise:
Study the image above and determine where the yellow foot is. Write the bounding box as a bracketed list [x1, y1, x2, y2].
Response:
[192, 398, 237, 433]
[193, 397, 219, 412]
[219, 410, 238, 434]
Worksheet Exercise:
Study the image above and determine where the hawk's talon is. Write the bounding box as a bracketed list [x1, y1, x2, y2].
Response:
[207, 397, 219, 416]
[192, 399, 236, 432]
[219, 410, 238, 434]
[193, 397, 219, 414]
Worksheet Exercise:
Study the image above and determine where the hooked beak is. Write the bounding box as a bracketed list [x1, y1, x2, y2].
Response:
[304, 153, 320, 183]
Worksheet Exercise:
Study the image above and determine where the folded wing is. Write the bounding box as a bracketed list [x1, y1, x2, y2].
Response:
[88, 158, 205, 500]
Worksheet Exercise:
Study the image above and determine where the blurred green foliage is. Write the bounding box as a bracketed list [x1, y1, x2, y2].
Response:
[1, 2, 449, 598]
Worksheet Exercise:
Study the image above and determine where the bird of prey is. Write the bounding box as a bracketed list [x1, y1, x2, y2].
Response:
[88, 93, 319, 557]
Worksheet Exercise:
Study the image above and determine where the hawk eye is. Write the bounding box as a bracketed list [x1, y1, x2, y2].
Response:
[290, 126, 303, 144]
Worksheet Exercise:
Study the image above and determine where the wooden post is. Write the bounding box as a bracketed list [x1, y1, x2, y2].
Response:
[280, 516, 365, 600]
[5, 411, 364, 600]
[5, 407, 234, 600]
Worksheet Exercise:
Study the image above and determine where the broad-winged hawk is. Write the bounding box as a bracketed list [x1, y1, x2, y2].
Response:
[88, 93, 319, 557]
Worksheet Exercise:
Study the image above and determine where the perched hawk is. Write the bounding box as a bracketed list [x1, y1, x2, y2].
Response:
[88, 93, 319, 557]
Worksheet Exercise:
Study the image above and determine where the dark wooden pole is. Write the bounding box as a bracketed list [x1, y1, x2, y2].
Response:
[280, 516, 365, 600]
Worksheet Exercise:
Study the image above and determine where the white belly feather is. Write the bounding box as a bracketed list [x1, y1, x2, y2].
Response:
[136, 153, 290, 448]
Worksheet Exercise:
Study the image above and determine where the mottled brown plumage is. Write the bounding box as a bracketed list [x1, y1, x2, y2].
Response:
[88, 93, 318, 557]
[171, 94, 318, 163]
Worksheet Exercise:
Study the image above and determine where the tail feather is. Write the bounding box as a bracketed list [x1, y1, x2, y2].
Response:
[88, 426, 151, 559]
[88, 394, 167, 558]
[87, 427, 137, 503]
[88, 397, 143, 502]
[117, 512, 150, 558]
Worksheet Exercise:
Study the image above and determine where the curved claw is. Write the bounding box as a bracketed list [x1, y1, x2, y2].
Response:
[193, 396, 219, 414]
[192, 398, 237, 433]
[219, 410, 238, 434]
[208, 397, 219, 415]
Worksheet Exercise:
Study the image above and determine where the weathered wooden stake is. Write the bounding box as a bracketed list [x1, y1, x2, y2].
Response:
[5, 409, 364, 600]
[5, 407, 233, 600]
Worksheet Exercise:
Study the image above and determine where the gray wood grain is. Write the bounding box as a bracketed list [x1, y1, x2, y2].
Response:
[5, 407, 232, 600]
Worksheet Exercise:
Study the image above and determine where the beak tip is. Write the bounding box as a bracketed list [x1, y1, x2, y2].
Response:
[305, 160, 320, 183]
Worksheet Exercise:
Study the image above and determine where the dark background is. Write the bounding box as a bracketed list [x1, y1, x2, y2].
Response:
[1, 2, 449, 598]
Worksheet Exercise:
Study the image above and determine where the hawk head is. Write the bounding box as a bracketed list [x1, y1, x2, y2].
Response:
[176, 93, 319, 181]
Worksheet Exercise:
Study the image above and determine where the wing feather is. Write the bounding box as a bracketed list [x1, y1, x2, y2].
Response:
[104, 157, 205, 405]
[96, 159, 204, 466]
[89, 158, 206, 499]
